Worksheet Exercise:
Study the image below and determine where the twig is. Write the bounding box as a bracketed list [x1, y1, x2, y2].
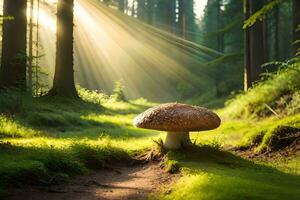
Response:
[264, 103, 280, 118]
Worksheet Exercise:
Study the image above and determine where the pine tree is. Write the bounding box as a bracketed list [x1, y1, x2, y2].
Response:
[47, 0, 78, 97]
[137, 0, 146, 21]
[178, 0, 195, 39]
[118, 0, 125, 12]
[244, 0, 266, 90]
[156, 0, 176, 32]
[0, 0, 27, 90]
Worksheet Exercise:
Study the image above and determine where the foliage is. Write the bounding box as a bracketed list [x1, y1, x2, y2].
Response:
[0, 88, 160, 192]
[77, 85, 109, 105]
[222, 59, 300, 119]
[111, 81, 127, 102]
[243, 0, 284, 29]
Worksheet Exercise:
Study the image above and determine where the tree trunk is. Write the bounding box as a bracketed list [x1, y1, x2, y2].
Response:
[274, 5, 279, 60]
[28, 0, 34, 94]
[48, 0, 78, 97]
[178, 0, 186, 38]
[244, 0, 265, 90]
[293, 0, 300, 56]
[131, 0, 136, 17]
[0, 0, 27, 90]
[137, 0, 146, 21]
[244, 0, 251, 91]
[216, 0, 223, 97]
[146, 0, 154, 25]
[118, 0, 125, 12]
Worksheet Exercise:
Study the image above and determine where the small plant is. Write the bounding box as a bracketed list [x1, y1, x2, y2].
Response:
[26, 53, 50, 97]
[164, 159, 180, 174]
[111, 81, 126, 102]
[77, 85, 108, 105]
[223, 58, 300, 119]
[0, 88, 27, 115]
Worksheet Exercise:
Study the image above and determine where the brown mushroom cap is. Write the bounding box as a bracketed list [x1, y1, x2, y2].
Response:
[134, 103, 221, 132]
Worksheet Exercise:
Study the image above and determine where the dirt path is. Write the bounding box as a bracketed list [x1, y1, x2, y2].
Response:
[7, 162, 178, 200]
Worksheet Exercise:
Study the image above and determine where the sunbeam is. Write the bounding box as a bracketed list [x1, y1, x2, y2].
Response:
[6, 0, 220, 101]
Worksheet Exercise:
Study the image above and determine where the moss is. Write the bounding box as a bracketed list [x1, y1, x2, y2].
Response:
[257, 125, 300, 153]
[221, 61, 300, 119]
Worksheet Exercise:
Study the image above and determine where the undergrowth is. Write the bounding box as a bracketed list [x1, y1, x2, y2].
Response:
[222, 59, 300, 119]
[0, 86, 159, 193]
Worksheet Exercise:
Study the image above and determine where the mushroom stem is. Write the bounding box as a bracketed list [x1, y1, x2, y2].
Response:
[164, 131, 191, 149]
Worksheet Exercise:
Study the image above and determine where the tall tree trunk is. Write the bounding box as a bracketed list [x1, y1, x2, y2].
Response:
[178, 0, 187, 38]
[28, 0, 34, 94]
[137, 0, 146, 21]
[118, 0, 125, 12]
[274, 5, 279, 60]
[293, 0, 300, 56]
[0, 0, 27, 90]
[48, 0, 78, 97]
[216, 0, 223, 97]
[131, 0, 136, 17]
[244, 0, 265, 90]
[146, 0, 154, 25]
[244, 0, 251, 91]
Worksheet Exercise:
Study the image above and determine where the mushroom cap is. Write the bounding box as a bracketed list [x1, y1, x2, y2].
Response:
[134, 103, 221, 132]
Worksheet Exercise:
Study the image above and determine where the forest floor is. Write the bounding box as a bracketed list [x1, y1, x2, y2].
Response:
[6, 161, 178, 200]
[0, 86, 299, 200]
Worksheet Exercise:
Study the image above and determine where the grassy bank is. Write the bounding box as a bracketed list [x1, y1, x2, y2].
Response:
[157, 61, 300, 200]
[1, 62, 300, 199]
[156, 146, 300, 200]
[0, 88, 160, 196]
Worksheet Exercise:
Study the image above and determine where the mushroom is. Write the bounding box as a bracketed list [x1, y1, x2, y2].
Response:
[133, 103, 221, 149]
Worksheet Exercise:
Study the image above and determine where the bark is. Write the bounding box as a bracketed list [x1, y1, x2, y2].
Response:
[178, 0, 187, 38]
[137, 0, 146, 21]
[293, 0, 300, 56]
[118, 0, 125, 12]
[244, 0, 251, 91]
[216, 0, 224, 97]
[244, 0, 265, 90]
[274, 5, 279, 60]
[48, 0, 78, 97]
[131, 0, 136, 17]
[146, 0, 154, 25]
[28, 0, 34, 94]
[0, 0, 27, 90]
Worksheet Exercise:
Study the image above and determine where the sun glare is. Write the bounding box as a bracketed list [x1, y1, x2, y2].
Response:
[31, 0, 213, 101]
[38, 8, 56, 32]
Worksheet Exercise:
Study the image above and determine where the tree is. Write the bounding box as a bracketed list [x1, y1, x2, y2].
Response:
[178, 0, 195, 39]
[155, 0, 176, 32]
[146, 0, 155, 25]
[244, 0, 266, 90]
[118, 0, 125, 12]
[28, 0, 34, 94]
[48, 0, 78, 97]
[293, 0, 300, 55]
[137, 0, 146, 21]
[0, 0, 27, 90]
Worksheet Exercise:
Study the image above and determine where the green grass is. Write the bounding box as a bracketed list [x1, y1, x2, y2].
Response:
[221, 60, 300, 118]
[156, 116, 300, 199]
[155, 146, 300, 200]
[192, 113, 300, 151]
[156, 62, 300, 200]
[0, 88, 161, 193]
[0, 76, 300, 200]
